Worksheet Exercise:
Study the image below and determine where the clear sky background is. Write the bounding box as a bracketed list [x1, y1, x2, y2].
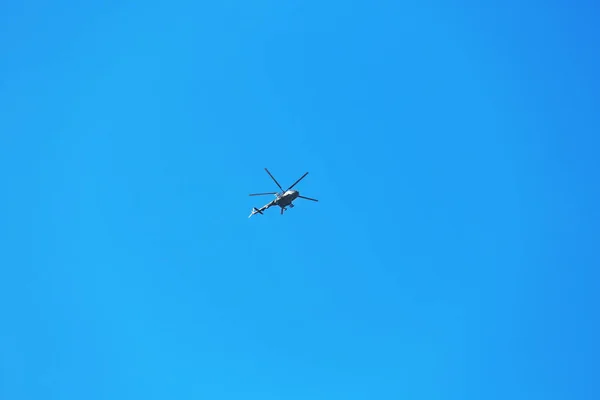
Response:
[1, 1, 599, 399]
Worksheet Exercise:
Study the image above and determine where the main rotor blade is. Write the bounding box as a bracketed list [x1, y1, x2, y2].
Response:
[249, 192, 277, 196]
[286, 172, 309, 191]
[298, 195, 318, 202]
[264, 168, 284, 192]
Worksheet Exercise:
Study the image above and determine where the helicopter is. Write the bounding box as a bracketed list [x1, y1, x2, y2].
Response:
[249, 168, 318, 217]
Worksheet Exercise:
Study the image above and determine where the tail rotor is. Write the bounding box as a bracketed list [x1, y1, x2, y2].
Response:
[248, 207, 264, 218]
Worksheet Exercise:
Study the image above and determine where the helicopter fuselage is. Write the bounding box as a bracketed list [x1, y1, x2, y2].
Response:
[274, 190, 299, 208]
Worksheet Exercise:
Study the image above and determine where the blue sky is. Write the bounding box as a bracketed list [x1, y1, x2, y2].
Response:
[1, 1, 599, 399]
